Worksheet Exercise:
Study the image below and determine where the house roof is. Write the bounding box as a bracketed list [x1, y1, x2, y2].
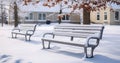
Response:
[19, 2, 72, 13]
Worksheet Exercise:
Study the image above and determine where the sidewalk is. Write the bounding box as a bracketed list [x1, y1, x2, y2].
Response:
[0, 24, 120, 63]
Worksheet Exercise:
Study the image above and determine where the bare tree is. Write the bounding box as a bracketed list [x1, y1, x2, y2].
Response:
[1, 0, 25, 27]
[0, 0, 9, 26]
[11, 0, 23, 27]
[13, 2, 18, 27]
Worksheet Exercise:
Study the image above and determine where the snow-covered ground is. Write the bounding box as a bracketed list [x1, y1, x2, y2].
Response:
[0, 23, 120, 63]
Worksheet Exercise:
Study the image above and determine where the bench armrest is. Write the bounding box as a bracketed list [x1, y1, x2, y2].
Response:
[43, 33, 55, 38]
[85, 36, 100, 47]
[26, 30, 34, 35]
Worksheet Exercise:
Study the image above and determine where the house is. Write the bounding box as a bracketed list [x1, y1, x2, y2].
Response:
[90, 3, 120, 25]
[8, 1, 80, 24]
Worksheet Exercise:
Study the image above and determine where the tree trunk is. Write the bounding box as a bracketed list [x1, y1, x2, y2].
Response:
[58, 9, 62, 24]
[14, 2, 19, 27]
[83, 8, 90, 24]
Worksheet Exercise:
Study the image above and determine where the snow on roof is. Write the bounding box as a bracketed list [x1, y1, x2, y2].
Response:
[111, 4, 120, 9]
[107, 3, 120, 9]
[19, 2, 72, 13]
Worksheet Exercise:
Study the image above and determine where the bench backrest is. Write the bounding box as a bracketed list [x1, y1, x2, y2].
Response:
[19, 24, 36, 30]
[53, 24, 104, 39]
[18, 24, 37, 33]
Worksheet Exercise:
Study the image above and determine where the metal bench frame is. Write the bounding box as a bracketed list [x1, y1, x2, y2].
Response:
[11, 24, 37, 41]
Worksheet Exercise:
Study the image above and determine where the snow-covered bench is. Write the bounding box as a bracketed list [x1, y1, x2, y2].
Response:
[41, 24, 104, 58]
[11, 24, 37, 41]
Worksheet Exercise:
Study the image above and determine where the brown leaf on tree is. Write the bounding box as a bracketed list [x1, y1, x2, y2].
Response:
[43, 3, 48, 6]
[66, 14, 70, 17]
[48, 5, 51, 8]
[52, 2, 55, 6]
[47, 0, 51, 2]
[55, 0, 62, 3]
[110, 8, 114, 12]
[64, 1, 68, 4]
[36, 1, 39, 3]
[93, 1, 97, 5]
[24, 1, 27, 5]
[103, 6, 106, 10]
[57, 15, 63, 20]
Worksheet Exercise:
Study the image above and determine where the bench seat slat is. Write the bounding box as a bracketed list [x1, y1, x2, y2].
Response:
[42, 38, 85, 47]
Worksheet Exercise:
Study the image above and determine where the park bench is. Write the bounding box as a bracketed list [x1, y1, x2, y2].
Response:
[11, 24, 37, 41]
[41, 24, 104, 58]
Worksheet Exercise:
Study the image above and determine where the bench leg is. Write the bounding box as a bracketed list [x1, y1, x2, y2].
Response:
[12, 33, 17, 38]
[71, 36, 73, 41]
[84, 47, 88, 58]
[91, 47, 96, 58]
[12, 33, 14, 38]
[15, 34, 17, 38]
[84, 47, 95, 58]
[53, 35, 55, 38]
[28, 35, 31, 41]
[48, 42, 51, 49]
[25, 35, 31, 41]
[42, 40, 45, 49]
[25, 35, 27, 41]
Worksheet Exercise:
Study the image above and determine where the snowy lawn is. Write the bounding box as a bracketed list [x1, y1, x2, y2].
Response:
[0, 24, 120, 63]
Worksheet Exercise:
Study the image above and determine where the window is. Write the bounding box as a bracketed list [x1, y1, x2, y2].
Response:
[104, 12, 107, 20]
[38, 14, 42, 20]
[43, 13, 46, 20]
[38, 13, 46, 20]
[115, 11, 119, 20]
[62, 15, 70, 20]
[97, 12, 100, 20]
[25, 13, 33, 20]
[25, 17, 29, 20]
[30, 13, 33, 19]
[62, 15, 65, 20]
